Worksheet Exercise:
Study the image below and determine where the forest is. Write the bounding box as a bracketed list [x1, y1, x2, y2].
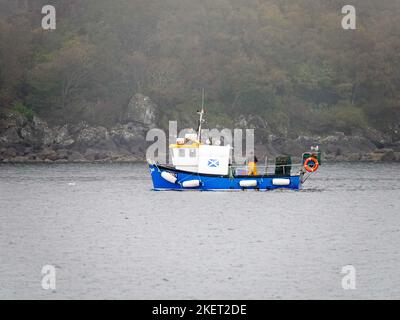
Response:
[0, 0, 399, 140]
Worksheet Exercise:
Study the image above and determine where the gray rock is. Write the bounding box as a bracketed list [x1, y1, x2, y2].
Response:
[363, 127, 392, 147]
[361, 149, 395, 162]
[0, 127, 22, 146]
[76, 126, 108, 148]
[32, 116, 55, 146]
[236, 115, 269, 134]
[236, 115, 248, 128]
[19, 126, 34, 142]
[363, 153, 383, 161]
[129, 142, 147, 154]
[346, 153, 362, 161]
[68, 151, 85, 162]
[121, 94, 157, 127]
[0, 117, 10, 133]
[52, 124, 75, 148]
[83, 148, 109, 161]
[37, 148, 59, 161]
[115, 155, 140, 162]
[69, 121, 88, 135]
[109, 124, 145, 146]
[3, 113, 27, 129]
[23, 147, 34, 155]
[56, 149, 69, 160]
[11, 156, 29, 163]
[59, 138, 75, 148]
[372, 148, 394, 154]
[107, 152, 127, 161]
[0, 110, 150, 162]
[3, 147, 17, 158]
[54, 125, 70, 144]
[380, 149, 396, 162]
[84, 148, 97, 161]
[320, 133, 375, 155]
[94, 138, 119, 152]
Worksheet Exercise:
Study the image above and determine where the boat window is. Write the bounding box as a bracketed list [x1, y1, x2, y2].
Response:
[179, 149, 186, 157]
[189, 149, 197, 157]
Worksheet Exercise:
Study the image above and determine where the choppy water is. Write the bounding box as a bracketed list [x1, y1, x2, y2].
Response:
[0, 162, 399, 299]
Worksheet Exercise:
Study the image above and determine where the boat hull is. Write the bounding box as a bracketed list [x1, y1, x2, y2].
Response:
[149, 164, 302, 191]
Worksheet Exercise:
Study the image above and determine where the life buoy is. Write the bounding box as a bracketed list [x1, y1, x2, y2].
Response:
[304, 157, 319, 173]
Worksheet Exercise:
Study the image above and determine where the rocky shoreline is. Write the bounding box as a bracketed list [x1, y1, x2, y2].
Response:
[0, 94, 155, 164]
[0, 118, 148, 164]
[2, 125, 399, 164]
[259, 132, 400, 163]
[1, 94, 400, 164]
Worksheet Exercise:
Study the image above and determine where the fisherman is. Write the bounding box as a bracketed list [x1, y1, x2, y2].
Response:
[247, 151, 258, 176]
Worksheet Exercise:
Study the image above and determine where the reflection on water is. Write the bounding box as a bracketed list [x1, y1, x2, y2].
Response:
[0, 162, 399, 299]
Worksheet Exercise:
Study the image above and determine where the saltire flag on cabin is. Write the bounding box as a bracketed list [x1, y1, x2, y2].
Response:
[208, 159, 219, 167]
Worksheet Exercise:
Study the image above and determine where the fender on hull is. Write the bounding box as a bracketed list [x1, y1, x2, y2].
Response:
[149, 164, 302, 191]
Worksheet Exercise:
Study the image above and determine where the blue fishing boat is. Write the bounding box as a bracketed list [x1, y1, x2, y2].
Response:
[148, 97, 320, 191]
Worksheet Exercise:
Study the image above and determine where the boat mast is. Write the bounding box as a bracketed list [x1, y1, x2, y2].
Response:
[197, 89, 205, 142]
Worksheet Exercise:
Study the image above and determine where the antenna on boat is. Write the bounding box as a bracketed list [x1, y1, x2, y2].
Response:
[197, 88, 205, 142]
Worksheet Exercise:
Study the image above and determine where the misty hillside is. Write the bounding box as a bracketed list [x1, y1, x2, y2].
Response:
[1, 0, 400, 141]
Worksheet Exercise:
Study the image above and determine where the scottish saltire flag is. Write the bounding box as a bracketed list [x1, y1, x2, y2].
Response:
[208, 159, 219, 167]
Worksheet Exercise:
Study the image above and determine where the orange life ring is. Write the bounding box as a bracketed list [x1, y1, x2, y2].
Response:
[304, 157, 319, 173]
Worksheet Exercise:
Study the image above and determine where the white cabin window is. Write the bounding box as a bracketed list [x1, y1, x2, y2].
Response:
[179, 149, 186, 157]
[189, 149, 197, 157]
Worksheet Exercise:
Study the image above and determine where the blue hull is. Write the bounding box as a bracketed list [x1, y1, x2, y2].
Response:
[149, 164, 302, 191]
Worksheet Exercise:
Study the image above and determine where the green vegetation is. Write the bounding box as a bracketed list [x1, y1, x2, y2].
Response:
[0, 0, 399, 138]
[10, 102, 35, 121]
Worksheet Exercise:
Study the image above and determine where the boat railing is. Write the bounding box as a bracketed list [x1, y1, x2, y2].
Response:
[230, 163, 304, 176]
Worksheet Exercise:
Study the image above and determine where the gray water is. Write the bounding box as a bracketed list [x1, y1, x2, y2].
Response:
[0, 162, 399, 299]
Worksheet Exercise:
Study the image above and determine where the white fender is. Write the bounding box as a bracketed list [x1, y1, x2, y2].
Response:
[272, 178, 290, 186]
[182, 180, 201, 188]
[239, 180, 258, 187]
[161, 171, 177, 184]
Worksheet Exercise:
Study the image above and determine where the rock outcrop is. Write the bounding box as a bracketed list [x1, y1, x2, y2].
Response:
[121, 93, 157, 128]
[1, 98, 400, 163]
[0, 94, 159, 163]
[234, 112, 400, 162]
[254, 131, 400, 163]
